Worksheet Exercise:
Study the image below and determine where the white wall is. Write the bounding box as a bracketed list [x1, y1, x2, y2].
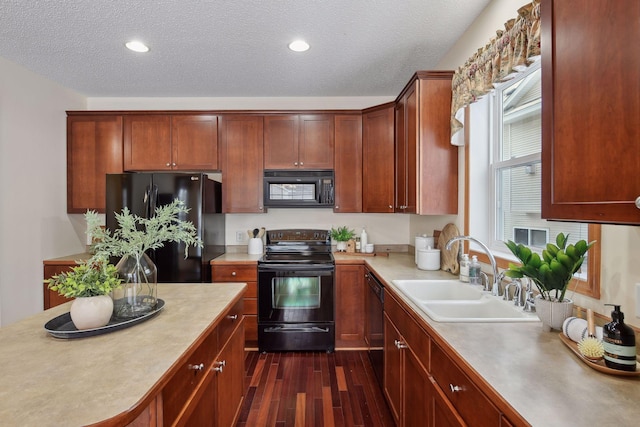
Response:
[435, 0, 640, 327]
[0, 57, 86, 326]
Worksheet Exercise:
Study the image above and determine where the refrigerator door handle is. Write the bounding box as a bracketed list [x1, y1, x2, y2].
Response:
[148, 185, 159, 218]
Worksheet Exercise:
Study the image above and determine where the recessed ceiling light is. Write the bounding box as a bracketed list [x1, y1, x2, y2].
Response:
[288, 40, 310, 52]
[125, 40, 149, 53]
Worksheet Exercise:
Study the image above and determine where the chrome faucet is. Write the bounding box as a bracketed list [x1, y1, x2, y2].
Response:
[445, 236, 500, 296]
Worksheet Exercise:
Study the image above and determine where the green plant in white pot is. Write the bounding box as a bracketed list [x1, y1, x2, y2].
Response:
[504, 232, 595, 331]
[330, 226, 355, 252]
[45, 254, 122, 329]
[86, 199, 203, 319]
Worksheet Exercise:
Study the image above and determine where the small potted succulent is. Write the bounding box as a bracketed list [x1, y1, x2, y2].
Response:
[504, 232, 595, 331]
[330, 226, 355, 252]
[45, 254, 122, 330]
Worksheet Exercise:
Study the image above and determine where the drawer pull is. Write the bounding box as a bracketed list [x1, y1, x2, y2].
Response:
[227, 314, 238, 321]
[213, 360, 226, 373]
[188, 363, 204, 371]
[394, 339, 408, 349]
[450, 384, 464, 393]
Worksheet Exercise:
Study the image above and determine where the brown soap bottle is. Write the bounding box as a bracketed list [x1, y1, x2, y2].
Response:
[602, 304, 637, 372]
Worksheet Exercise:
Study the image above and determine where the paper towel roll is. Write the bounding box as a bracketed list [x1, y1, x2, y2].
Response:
[562, 316, 603, 342]
[417, 248, 440, 271]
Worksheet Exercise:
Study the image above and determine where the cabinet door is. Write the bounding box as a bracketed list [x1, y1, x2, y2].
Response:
[404, 84, 418, 213]
[67, 115, 123, 213]
[334, 114, 363, 212]
[395, 98, 407, 212]
[220, 115, 264, 213]
[403, 347, 433, 427]
[363, 105, 395, 213]
[541, 0, 640, 224]
[214, 319, 245, 427]
[383, 314, 402, 425]
[172, 115, 218, 170]
[335, 264, 365, 347]
[264, 115, 299, 169]
[430, 376, 466, 427]
[123, 115, 172, 171]
[299, 114, 334, 169]
[43, 264, 76, 309]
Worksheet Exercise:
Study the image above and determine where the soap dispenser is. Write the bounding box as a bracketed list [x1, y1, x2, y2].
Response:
[360, 227, 368, 249]
[602, 304, 637, 372]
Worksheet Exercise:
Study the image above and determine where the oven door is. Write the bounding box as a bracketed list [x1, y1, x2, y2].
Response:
[258, 263, 334, 324]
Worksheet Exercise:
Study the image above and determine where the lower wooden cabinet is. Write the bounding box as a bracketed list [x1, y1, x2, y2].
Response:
[43, 257, 90, 309]
[335, 264, 366, 348]
[211, 262, 258, 347]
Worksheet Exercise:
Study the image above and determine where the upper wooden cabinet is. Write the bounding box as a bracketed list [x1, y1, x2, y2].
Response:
[334, 114, 363, 212]
[541, 0, 640, 224]
[363, 104, 395, 213]
[67, 114, 123, 213]
[123, 114, 218, 171]
[264, 114, 334, 169]
[395, 71, 457, 215]
[220, 115, 264, 213]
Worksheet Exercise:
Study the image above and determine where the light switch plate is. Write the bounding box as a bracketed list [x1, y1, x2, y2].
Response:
[636, 283, 640, 318]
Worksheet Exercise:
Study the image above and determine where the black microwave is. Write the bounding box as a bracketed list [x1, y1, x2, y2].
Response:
[263, 170, 334, 208]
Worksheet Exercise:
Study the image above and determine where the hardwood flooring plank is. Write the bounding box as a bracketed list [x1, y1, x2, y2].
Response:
[322, 386, 335, 426]
[335, 366, 348, 392]
[295, 393, 306, 427]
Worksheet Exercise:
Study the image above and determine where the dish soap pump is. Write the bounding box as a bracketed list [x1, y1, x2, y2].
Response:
[459, 254, 470, 283]
[469, 255, 481, 286]
[602, 304, 637, 372]
[360, 227, 368, 250]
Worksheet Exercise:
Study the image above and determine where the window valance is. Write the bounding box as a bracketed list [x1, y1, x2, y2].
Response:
[450, 0, 540, 145]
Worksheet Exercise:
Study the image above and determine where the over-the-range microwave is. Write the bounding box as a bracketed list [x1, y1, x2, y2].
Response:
[263, 170, 334, 208]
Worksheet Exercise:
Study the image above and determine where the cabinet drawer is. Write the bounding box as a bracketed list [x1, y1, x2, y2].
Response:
[212, 264, 257, 282]
[163, 327, 218, 425]
[244, 297, 257, 314]
[431, 343, 501, 427]
[218, 298, 244, 347]
[385, 292, 429, 370]
[244, 281, 257, 298]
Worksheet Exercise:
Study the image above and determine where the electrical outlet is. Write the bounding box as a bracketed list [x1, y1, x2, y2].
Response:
[636, 283, 640, 318]
[236, 231, 246, 243]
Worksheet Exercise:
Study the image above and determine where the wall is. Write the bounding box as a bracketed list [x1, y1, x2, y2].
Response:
[0, 57, 86, 326]
[435, 0, 640, 327]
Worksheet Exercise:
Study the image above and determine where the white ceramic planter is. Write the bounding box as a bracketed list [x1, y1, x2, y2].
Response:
[336, 241, 348, 252]
[535, 296, 573, 332]
[70, 295, 114, 330]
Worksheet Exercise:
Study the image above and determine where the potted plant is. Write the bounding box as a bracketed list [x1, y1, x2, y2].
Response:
[330, 226, 355, 252]
[504, 232, 595, 331]
[45, 254, 122, 329]
[86, 199, 203, 319]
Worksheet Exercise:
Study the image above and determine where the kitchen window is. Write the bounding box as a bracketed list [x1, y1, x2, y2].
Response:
[468, 60, 599, 297]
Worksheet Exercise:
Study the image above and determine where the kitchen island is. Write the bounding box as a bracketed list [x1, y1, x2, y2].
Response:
[0, 282, 246, 426]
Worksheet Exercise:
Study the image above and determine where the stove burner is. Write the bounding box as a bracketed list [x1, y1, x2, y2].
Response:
[259, 228, 334, 265]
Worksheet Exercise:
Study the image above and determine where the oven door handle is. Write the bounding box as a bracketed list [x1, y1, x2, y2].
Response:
[263, 326, 330, 333]
[258, 264, 335, 273]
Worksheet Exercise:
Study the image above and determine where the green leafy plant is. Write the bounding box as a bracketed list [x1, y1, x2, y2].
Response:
[330, 226, 355, 242]
[86, 199, 203, 260]
[45, 255, 122, 298]
[504, 233, 595, 302]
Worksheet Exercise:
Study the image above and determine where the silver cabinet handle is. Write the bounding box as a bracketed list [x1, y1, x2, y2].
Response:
[188, 363, 204, 371]
[166, 162, 171, 167]
[213, 360, 226, 373]
[394, 339, 408, 349]
[389, 205, 393, 209]
[227, 314, 238, 320]
[172, 162, 176, 167]
[300, 162, 304, 166]
[450, 384, 463, 393]
[635, 196, 640, 209]
[231, 271, 236, 276]
[294, 162, 298, 166]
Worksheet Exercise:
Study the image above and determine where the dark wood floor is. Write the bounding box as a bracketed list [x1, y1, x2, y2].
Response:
[236, 351, 395, 427]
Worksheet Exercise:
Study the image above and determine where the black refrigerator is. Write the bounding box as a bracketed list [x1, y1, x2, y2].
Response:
[105, 173, 225, 283]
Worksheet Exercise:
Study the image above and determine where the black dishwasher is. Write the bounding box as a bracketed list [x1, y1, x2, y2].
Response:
[365, 269, 384, 386]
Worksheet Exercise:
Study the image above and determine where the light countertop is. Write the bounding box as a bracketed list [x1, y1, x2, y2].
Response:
[0, 282, 246, 427]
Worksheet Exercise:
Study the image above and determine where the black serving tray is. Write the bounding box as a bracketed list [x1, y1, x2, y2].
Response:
[44, 299, 165, 339]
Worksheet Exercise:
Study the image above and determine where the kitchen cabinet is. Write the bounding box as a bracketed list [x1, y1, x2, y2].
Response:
[335, 263, 366, 348]
[395, 71, 457, 215]
[263, 114, 334, 169]
[43, 261, 77, 309]
[219, 115, 264, 213]
[66, 114, 123, 213]
[123, 114, 218, 171]
[164, 298, 244, 427]
[541, 0, 640, 224]
[212, 262, 258, 347]
[334, 114, 363, 212]
[362, 103, 395, 213]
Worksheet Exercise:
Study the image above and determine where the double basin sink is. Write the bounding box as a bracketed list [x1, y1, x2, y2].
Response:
[393, 279, 540, 323]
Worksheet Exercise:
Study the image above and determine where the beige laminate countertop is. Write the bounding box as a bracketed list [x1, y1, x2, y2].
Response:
[0, 282, 246, 427]
[354, 253, 640, 427]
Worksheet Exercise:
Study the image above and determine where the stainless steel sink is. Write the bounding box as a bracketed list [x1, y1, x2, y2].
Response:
[392, 279, 540, 323]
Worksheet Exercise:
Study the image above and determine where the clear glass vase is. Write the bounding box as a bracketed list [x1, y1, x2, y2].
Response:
[113, 253, 158, 320]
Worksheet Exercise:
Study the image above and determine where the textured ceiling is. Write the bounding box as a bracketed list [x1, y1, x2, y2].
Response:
[0, 0, 490, 97]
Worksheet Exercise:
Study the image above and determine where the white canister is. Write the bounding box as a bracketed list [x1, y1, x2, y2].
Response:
[248, 238, 263, 255]
[417, 248, 441, 271]
[414, 235, 435, 264]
